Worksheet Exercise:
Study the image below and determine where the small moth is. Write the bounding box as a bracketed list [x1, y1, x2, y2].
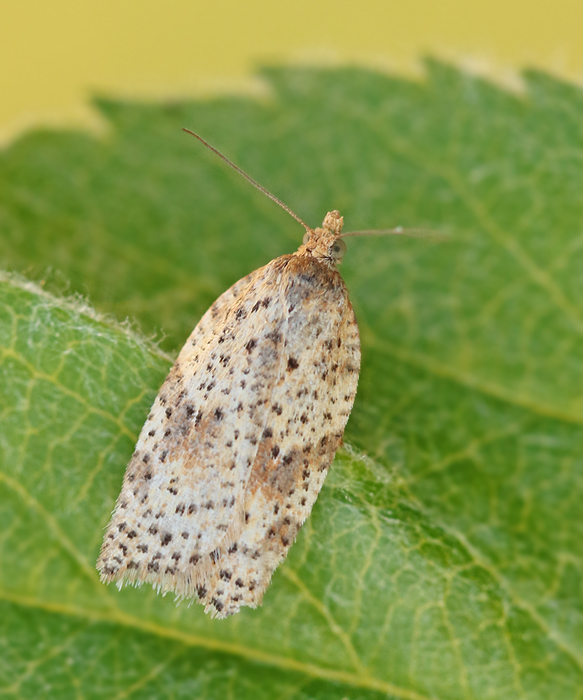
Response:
[97, 131, 368, 618]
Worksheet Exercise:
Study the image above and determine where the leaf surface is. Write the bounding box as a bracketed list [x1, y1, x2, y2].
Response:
[1, 61, 582, 699]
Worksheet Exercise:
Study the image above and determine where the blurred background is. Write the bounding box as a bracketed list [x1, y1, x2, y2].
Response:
[2, 0, 583, 141]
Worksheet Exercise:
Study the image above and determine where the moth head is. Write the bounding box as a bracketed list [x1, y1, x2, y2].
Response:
[301, 211, 346, 265]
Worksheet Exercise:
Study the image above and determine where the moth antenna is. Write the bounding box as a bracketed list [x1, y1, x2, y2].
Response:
[183, 128, 311, 233]
[341, 227, 444, 242]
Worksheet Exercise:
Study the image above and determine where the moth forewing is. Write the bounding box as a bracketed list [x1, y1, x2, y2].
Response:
[97, 212, 361, 617]
[197, 253, 360, 617]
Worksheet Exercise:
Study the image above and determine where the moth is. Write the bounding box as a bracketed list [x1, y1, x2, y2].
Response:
[97, 130, 406, 618]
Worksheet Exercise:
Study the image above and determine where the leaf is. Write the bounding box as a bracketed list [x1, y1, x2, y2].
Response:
[1, 60, 583, 698]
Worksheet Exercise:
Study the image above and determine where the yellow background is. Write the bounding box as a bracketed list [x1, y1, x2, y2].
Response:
[1, 0, 583, 141]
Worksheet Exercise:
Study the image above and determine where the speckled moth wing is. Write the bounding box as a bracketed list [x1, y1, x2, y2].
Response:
[196, 254, 361, 617]
[97, 261, 291, 595]
[98, 206, 362, 618]
[184, 270, 259, 354]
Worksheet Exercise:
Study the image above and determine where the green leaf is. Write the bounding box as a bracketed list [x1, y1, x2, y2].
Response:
[1, 60, 583, 698]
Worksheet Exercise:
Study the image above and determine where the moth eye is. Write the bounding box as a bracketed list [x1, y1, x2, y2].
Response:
[302, 232, 310, 245]
[331, 238, 347, 261]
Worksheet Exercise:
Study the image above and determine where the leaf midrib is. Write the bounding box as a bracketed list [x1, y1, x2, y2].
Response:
[0, 590, 434, 700]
